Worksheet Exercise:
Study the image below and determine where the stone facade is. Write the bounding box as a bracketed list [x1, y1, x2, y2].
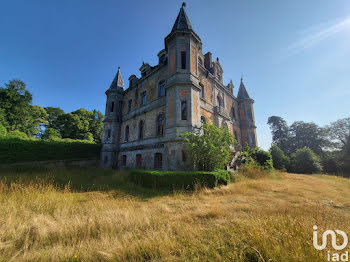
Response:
[101, 4, 257, 170]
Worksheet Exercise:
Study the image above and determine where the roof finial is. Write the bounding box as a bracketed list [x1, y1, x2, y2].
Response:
[182, 2, 186, 8]
[241, 74, 243, 82]
[118, 66, 120, 70]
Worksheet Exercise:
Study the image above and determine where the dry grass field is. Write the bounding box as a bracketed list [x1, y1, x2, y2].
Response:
[0, 167, 349, 261]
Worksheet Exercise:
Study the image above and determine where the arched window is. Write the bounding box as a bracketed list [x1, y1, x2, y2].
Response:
[156, 114, 165, 136]
[158, 80, 165, 97]
[217, 95, 221, 107]
[125, 125, 129, 142]
[138, 120, 144, 139]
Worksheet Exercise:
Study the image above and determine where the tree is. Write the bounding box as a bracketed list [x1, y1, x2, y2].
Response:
[289, 121, 328, 155]
[267, 116, 290, 155]
[55, 113, 90, 140]
[41, 128, 61, 140]
[178, 122, 234, 171]
[0, 80, 48, 137]
[250, 147, 273, 169]
[290, 147, 322, 174]
[71, 108, 103, 142]
[45, 107, 65, 128]
[270, 144, 289, 170]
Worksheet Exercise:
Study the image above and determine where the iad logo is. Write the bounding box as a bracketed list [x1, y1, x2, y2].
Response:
[313, 225, 349, 261]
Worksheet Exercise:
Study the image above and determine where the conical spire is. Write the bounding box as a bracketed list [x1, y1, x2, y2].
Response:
[109, 67, 124, 91]
[237, 77, 251, 99]
[172, 2, 192, 32]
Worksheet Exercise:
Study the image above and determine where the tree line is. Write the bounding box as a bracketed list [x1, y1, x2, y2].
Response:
[267, 116, 350, 175]
[0, 80, 104, 143]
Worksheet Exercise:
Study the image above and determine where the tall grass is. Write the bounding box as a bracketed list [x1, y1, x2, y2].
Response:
[0, 166, 349, 261]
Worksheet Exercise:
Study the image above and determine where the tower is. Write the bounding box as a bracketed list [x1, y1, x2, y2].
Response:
[100, 67, 124, 168]
[163, 2, 202, 169]
[237, 77, 257, 147]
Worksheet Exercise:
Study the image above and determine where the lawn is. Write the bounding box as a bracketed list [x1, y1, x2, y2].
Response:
[0, 166, 349, 261]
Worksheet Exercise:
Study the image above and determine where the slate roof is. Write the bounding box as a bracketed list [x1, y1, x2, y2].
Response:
[237, 78, 251, 100]
[109, 67, 124, 91]
[172, 3, 192, 32]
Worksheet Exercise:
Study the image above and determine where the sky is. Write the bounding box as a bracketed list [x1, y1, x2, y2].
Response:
[1, 0, 350, 149]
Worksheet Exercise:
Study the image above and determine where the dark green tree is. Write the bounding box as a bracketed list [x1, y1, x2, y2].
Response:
[55, 113, 91, 141]
[269, 144, 290, 170]
[289, 121, 328, 155]
[45, 107, 65, 128]
[290, 147, 322, 174]
[267, 116, 290, 155]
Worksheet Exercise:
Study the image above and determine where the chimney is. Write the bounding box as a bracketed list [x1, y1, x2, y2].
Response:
[204, 52, 212, 70]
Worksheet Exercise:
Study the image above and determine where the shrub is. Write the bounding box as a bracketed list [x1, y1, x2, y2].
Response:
[270, 145, 290, 170]
[0, 137, 101, 164]
[178, 123, 234, 171]
[250, 148, 273, 169]
[128, 169, 230, 190]
[290, 147, 322, 174]
[7, 130, 28, 139]
[41, 128, 61, 141]
[0, 124, 7, 137]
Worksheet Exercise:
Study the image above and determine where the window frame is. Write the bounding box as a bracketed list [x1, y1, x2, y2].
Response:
[154, 153, 163, 169]
[181, 101, 187, 120]
[138, 120, 144, 140]
[125, 125, 129, 142]
[158, 80, 166, 97]
[141, 91, 147, 106]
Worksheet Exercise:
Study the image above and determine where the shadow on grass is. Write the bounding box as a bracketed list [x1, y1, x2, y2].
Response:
[0, 165, 174, 199]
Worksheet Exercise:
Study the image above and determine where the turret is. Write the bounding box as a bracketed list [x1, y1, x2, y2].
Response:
[237, 77, 257, 147]
[101, 67, 125, 167]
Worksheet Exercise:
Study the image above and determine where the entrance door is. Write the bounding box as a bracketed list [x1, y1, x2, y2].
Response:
[136, 154, 142, 169]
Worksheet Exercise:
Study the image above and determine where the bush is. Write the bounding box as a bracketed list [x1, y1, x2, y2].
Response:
[41, 128, 61, 141]
[0, 137, 101, 164]
[0, 124, 7, 137]
[7, 130, 28, 139]
[128, 169, 230, 190]
[270, 145, 290, 170]
[290, 147, 322, 174]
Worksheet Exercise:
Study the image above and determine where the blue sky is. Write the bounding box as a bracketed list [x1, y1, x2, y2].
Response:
[1, 0, 349, 149]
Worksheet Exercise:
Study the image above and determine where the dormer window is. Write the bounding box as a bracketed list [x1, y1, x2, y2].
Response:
[141, 71, 146, 77]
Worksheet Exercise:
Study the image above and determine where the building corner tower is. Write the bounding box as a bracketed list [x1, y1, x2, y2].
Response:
[100, 67, 124, 168]
[237, 77, 257, 148]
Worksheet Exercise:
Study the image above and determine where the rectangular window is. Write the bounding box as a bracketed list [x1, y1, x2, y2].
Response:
[141, 91, 146, 105]
[128, 99, 132, 112]
[107, 129, 111, 139]
[158, 81, 165, 97]
[154, 153, 163, 169]
[110, 101, 114, 112]
[199, 83, 204, 99]
[181, 51, 186, 69]
[246, 108, 252, 120]
[122, 155, 127, 166]
[181, 101, 187, 120]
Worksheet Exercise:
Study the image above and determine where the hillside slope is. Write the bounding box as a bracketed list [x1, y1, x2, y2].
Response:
[0, 169, 349, 261]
